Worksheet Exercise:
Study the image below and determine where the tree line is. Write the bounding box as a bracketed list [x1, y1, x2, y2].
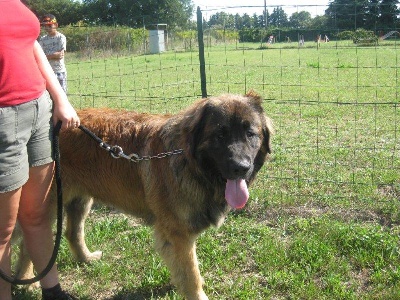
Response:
[23, 0, 194, 28]
[23, 0, 399, 46]
[24, 0, 399, 31]
[207, 0, 399, 31]
[325, 0, 399, 30]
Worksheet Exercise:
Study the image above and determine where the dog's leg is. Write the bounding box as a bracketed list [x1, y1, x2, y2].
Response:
[154, 227, 208, 300]
[65, 197, 102, 262]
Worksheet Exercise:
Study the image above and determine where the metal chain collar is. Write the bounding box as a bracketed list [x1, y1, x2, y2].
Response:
[100, 143, 183, 163]
[78, 125, 183, 163]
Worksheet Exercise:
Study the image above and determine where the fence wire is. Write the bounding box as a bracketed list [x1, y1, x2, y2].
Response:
[66, 5, 400, 215]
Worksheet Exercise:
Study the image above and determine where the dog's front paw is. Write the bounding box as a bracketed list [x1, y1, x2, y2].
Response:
[188, 291, 209, 300]
[76, 250, 103, 263]
[85, 250, 103, 262]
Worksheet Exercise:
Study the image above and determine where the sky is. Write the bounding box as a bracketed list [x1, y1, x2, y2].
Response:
[192, 0, 330, 19]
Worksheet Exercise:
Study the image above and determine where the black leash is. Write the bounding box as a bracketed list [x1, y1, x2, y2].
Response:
[0, 121, 64, 285]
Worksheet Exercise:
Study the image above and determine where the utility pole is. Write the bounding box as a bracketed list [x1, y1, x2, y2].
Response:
[264, 0, 267, 29]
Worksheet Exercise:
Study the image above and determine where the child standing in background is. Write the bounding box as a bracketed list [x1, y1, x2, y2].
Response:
[39, 14, 68, 93]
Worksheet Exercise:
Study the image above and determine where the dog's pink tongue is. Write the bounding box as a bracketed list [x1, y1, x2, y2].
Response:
[225, 179, 249, 209]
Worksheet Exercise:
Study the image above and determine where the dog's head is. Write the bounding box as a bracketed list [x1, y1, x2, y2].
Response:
[181, 91, 273, 209]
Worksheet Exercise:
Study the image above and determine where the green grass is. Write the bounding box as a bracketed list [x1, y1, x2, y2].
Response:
[12, 40, 400, 299]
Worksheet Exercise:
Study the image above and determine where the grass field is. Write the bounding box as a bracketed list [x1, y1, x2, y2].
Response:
[13, 40, 400, 299]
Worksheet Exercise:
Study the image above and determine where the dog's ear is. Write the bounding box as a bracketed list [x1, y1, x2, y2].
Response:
[180, 99, 210, 158]
[251, 115, 273, 179]
[263, 116, 274, 154]
[245, 90, 263, 107]
[247, 91, 273, 178]
[244, 90, 273, 153]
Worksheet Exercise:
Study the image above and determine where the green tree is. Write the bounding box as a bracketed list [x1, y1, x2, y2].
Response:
[326, 0, 399, 30]
[309, 15, 329, 30]
[234, 13, 243, 29]
[241, 13, 253, 28]
[379, 0, 400, 29]
[269, 7, 288, 27]
[364, 0, 380, 29]
[288, 11, 312, 29]
[208, 12, 235, 29]
[82, 0, 194, 28]
[251, 13, 262, 28]
[23, 0, 84, 25]
[326, 0, 370, 29]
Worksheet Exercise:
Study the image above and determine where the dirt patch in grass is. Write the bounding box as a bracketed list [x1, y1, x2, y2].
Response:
[245, 197, 400, 228]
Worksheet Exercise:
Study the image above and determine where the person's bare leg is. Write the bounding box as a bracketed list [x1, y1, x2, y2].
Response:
[18, 162, 59, 289]
[0, 188, 22, 300]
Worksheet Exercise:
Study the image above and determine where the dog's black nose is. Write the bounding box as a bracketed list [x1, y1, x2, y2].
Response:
[231, 160, 251, 177]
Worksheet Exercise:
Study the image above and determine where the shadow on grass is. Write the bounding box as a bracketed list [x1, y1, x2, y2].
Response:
[12, 286, 40, 300]
[105, 283, 175, 300]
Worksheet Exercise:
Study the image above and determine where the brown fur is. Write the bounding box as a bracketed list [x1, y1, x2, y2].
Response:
[19, 92, 273, 299]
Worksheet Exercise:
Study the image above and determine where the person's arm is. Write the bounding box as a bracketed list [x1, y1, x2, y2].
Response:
[33, 41, 79, 129]
[46, 34, 66, 60]
[46, 50, 64, 60]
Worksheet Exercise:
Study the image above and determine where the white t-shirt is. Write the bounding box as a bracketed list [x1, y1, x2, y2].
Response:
[39, 31, 66, 73]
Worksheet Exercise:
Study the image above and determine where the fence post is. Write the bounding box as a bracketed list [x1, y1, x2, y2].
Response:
[197, 6, 207, 98]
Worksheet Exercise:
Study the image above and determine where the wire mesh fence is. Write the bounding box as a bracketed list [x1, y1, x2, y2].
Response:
[65, 4, 400, 216]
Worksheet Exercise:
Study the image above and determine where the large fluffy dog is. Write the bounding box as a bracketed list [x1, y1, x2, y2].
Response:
[19, 92, 273, 299]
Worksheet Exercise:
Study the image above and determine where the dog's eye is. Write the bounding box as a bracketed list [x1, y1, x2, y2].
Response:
[217, 131, 226, 140]
[246, 130, 256, 138]
[215, 127, 227, 140]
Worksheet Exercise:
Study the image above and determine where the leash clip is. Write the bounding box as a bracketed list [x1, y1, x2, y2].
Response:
[128, 153, 141, 163]
[110, 145, 124, 159]
[99, 142, 111, 151]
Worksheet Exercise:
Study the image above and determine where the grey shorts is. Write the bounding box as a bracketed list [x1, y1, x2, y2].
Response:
[0, 91, 54, 193]
[56, 72, 67, 93]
